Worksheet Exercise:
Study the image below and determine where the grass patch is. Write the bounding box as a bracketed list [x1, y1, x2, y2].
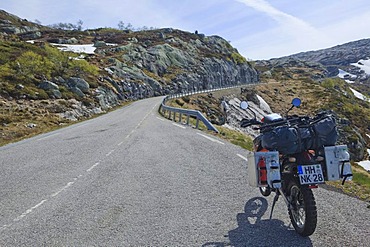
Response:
[327, 163, 370, 202]
[217, 125, 253, 150]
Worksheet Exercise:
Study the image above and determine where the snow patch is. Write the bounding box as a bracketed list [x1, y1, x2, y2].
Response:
[358, 149, 370, 172]
[351, 59, 370, 75]
[358, 160, 370, 172]
[337, 69, 356, 83]
[350, 88, 370, 102]
[52, 44, 96, 54]
[337, 69, 356, 79]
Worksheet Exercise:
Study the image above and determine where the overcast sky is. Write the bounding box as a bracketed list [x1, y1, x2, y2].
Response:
[1, 0, 370, 60]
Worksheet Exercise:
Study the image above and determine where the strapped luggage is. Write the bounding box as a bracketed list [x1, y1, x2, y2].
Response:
[261, 114, 338, 154]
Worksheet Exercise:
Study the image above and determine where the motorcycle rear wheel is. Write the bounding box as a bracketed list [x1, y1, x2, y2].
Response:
[287, 183, 317, 237]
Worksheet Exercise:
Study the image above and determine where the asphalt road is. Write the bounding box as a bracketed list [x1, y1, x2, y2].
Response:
[0, 96, 369, 246]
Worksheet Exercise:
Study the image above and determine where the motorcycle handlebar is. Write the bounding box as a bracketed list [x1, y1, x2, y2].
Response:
[240, 112, 334, 131]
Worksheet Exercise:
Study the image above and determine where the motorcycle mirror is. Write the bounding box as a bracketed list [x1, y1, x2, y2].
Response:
[240, 101, 249, 110]
[291, 98, 301, 107]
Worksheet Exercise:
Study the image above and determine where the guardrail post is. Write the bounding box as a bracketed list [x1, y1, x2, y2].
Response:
[179, 113, 183, 123]
[196, 117, 199, 129]
[187, 115, 190, 125]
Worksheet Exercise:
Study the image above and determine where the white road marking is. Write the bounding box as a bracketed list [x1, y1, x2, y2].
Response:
[14, 199, 47, 221]
[196, 133, 225, 145]
[87, 162, 100, 172]
[118, 141, 124, 146]
[156, 117, 165, 121]
[74, 123, 89, 128]
[172, 123, 186, 129]
[237, 153, 248, 162]
[51, 181, 75, 197]
[37, 133, 60, 141]
[106, 150, 115, 156]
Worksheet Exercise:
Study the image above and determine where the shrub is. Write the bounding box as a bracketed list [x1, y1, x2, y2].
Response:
[230, 52, 247, 64]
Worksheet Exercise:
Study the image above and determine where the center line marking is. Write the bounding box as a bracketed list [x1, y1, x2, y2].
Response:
[197, 133, 224, 145]
[14, 199, 48, 221]
[106, 150, 114, 156]
[87, 162, 100, 172]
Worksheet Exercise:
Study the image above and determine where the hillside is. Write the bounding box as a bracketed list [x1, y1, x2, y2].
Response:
[168, 38, 370, 163]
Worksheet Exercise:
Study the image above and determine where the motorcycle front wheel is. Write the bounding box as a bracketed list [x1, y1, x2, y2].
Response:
[287, 183, 317, 237]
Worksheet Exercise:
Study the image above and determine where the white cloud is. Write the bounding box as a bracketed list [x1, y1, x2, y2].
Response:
[233, 0, 334, 59]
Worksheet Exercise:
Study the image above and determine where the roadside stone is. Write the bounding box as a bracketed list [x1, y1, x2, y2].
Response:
[15, 84, 24, 90]
[26, 123, 37, 128]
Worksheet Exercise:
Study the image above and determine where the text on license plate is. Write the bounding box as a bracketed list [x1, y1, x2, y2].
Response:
[298, 164, 325, 185]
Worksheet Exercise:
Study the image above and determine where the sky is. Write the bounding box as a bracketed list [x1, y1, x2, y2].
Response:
[1, 0, 370, 60]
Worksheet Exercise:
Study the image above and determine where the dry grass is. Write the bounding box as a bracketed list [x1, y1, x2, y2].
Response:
[0, 99, 130, 147]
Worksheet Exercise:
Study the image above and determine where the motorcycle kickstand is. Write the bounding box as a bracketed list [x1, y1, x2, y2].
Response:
[269, 191, 280, 219]
[270, 189, 291, 219]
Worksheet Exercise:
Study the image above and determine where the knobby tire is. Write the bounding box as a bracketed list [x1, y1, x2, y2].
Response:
[287, 183, 317, 237]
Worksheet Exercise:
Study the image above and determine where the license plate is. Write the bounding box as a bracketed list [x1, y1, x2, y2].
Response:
[298, 164, 325, 185]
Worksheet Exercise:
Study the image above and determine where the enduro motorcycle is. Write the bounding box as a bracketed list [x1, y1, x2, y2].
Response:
[240, 98, 353, 236]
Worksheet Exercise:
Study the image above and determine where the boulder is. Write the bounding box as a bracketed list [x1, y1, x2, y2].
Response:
[94, 41, 107, 47]
[70, 86, 85, 98]
[68, 77, 90, 93]
[39, 81, 59, 91]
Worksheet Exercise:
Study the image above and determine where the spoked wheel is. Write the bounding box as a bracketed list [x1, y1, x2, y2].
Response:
[259, 186, 271, 197]
[288, 183, 317, 237]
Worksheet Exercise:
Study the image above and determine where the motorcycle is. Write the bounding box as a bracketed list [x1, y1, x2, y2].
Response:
[240, 98, 353, 236]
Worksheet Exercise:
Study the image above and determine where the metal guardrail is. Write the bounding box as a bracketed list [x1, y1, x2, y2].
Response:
[159, 84, 255, 133]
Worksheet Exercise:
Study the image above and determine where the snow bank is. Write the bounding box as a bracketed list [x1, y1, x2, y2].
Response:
[351, 59, 370, 75]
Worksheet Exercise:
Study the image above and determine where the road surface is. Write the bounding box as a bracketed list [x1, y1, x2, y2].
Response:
[0, 96, 369, 246]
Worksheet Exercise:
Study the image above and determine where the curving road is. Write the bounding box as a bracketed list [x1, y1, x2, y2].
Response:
[0, 96, 369, 246]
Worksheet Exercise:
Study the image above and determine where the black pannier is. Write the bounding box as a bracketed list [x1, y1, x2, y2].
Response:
[261, 126, 302, 154]
[261, 115, 338, 154]
[311, 115, 338, 149]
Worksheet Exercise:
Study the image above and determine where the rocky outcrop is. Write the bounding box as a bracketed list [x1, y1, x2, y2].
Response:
[98, 29, 258, 99]
[259, 39, 370, 80]
[0, 10, 42, 35]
